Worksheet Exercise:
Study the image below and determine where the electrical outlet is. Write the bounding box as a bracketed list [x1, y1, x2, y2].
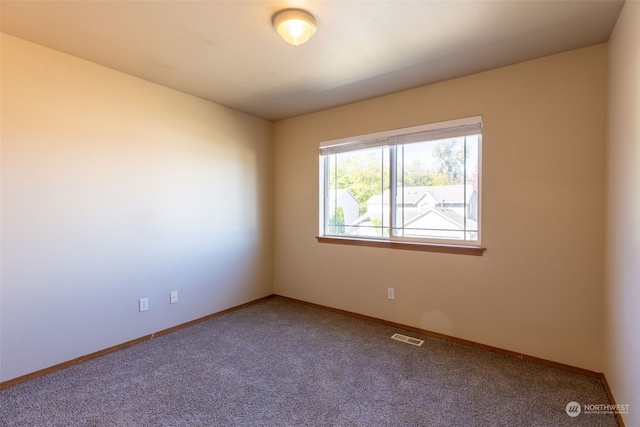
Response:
[139, 298, 149, 312]
[387, 288, 395, 300]
[170, 291, 178, 304]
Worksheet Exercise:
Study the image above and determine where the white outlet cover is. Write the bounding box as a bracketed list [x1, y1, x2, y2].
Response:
[170, 291, 178, 304]
[139, 298, 149, 312]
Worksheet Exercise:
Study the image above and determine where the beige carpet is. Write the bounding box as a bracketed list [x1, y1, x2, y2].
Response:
[0, 297, 618, 426]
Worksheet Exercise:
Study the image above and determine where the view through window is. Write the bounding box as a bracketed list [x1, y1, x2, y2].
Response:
[320, 116, 482, 245]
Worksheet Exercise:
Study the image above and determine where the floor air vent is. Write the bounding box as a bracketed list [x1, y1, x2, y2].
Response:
[391, 333, 424, 347]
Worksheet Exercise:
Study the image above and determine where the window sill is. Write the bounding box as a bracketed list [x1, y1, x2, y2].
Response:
[316, 236, 486, 256]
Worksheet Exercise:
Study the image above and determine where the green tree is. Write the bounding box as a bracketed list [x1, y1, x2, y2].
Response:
[400, 159, 435, 187]
[328, 206, 345, 234]
[433, 139, 467, 184]
[329, 151, 389, 215]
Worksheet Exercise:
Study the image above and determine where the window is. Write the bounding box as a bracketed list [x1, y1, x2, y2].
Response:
[319, 116, 482, 251]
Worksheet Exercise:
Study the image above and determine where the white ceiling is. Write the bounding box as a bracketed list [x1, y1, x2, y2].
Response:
[0, 1, 625, 121]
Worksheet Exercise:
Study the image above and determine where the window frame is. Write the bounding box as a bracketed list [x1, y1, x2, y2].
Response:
[318, 116, 485, 255]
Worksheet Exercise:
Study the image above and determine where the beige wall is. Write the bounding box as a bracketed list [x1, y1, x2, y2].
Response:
[1, 21, 623, 392]
[274, 45, 607, 371]
[0, 34, 273, 382]
[605, 1, 640, 425]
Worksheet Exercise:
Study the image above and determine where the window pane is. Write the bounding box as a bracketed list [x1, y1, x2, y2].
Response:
[326, 147, 389, 237]
[320, 117, 482, 246]
[393, 136, 479, 241]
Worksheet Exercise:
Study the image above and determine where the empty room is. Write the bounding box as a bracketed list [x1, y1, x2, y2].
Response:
[1, 1, 638, 426]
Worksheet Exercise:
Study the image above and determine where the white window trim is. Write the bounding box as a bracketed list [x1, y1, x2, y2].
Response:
[319, 116, 483, 251]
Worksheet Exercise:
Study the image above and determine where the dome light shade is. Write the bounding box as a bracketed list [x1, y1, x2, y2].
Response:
[273, 9, 317, 47]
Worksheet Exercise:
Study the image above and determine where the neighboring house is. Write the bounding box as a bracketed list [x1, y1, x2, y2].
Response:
[402, 207, 478, 240]
[346, 214, 383, 237]
[350, 185, 478, 239]
[366, 185, 476, 220]
[328, 189, 360, 227]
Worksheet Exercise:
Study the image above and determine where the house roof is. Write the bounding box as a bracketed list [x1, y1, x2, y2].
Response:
[332, 189, 358, 201]
[404, 207, 478, 231]
[423, 185, 475, 205]
[367, 185, 475, 207]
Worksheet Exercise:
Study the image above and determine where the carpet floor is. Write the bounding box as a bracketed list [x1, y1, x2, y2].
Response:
[0, 296, 618, 426]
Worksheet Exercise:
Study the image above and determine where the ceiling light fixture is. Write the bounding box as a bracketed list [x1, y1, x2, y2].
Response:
[273, 9, 317, 47]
